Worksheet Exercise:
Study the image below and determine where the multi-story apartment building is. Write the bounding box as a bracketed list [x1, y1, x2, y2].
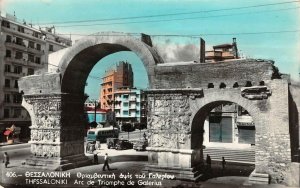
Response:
[0, 13, 72, 141]
[114, 87, 147, 130]
[99, 61, 133, 110]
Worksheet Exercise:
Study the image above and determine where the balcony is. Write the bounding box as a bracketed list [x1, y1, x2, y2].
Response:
[3, 102, 22, 107]
[4, 72, 24, 78]
[129, 105, 136, 109]
[129, 97, 136, 101]
[5, 57, 28, 66]
[3, 87, 19, 93]
[5, 41, 27, 51]
[1, 26, 46, 43]
[114, 105, 121, 109]
[27, 46, 44, 55]
[28, 61, 43, 68]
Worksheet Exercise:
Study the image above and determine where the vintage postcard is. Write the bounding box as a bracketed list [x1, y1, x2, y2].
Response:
[0, 0, 299, 187]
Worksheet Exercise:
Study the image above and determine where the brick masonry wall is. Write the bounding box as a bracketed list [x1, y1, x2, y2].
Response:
[153, 59, 276, 89]
[255, 79, 291, 184]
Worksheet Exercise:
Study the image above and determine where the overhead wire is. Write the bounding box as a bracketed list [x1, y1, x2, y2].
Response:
[36, 0, 299, 25]
[50, 6, 300, 28]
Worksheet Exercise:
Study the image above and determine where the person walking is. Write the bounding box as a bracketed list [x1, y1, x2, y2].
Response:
[93, 150, 98, 164]
[102, 153, 110, 171]
[222, 157, 226, 175]
[3, 152, 9, 168]
[206, 154, 211, 169]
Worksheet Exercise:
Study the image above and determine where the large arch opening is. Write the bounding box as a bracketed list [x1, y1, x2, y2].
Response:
[51, 35, 161, 166]
[191, 100, 256, 178]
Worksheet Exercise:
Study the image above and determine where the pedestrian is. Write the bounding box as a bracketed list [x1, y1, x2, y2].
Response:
[222, 157, 226, 171]
[3, 152, 9, 168]
[102, 153, 110, 171]
[206, 154, 211, 169]
[93, 151, 98, 164]
[143, 132, 147, 140]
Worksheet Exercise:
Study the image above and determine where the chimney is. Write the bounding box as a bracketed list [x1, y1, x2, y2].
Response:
[200, 38, 205, 63]
[233, 37, 236, 43]
[232, 38, 239, 58]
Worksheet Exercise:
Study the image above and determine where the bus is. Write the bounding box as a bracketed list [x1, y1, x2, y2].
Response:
[87, 126, 119, 143]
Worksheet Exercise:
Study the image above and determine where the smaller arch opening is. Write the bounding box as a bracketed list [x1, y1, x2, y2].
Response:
[219, 83, 226, 89]
[233, 82, 239, 88]
[208, 83, 214, 89]
[245, 81, 252, 87]
[259, 81, 265, 86]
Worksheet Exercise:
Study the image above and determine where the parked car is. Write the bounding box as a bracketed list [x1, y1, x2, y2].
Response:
[133, 140, 148, 151]
[107, 138, 119, 149]
[115, 139, 133, 150]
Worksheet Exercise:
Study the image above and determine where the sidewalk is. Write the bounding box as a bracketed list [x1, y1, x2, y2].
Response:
[0, 142, 30, 151]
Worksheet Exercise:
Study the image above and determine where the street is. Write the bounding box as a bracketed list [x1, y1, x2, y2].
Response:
[119, 129, 147, 141]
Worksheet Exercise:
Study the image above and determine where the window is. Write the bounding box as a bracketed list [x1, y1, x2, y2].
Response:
[33, 32, 39, 38]
[17, 26, 24, 33]
[49, 44, 53, 52]
[4, 94, 10, 103]
[2, 20, 10, 28]
[28, 68, 34, 75]
[208, 83, 214, 88]
[36, 43, 41, 51]
[123, 102, 128, 107]
[5, 79, 10, 88]
[4, 109, 10, 118]
[35, 57, 41, 64]
[4, 64, 11, 73]
[28, 41, 35, 49]
[6, 35, 12, 43]
[233, 82, 239, 88]
[28, 53, 34, 62]
[13, 108, 22, 118]
[16, 37, 23, 46]
[14, 80, 18, 88]
[15, 51, 23, 59]
[14, 66, 22, 74]
[245, 81, 252, 87]
[209, 115, 233, 143]
[123, 111, 128, 115]
[13, 94, 22, 103]
[6, 50, 11, 57]
[219, 83, 226, 89]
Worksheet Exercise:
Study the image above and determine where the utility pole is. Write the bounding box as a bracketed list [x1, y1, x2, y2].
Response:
[94, 100, 97, 123]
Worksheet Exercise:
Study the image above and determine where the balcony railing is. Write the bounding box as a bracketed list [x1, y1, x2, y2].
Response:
[5, 41, 27, 51]
[3, 87, 19, 92]
[1, 26, 46, 43]
[4, 72, 24, 78]
[5, 57, 28, 66]
[27, 46, 44, 55]
[28, 61, 43, 68]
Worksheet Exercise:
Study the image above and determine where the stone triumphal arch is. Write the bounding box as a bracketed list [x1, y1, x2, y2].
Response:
[19, 33, 300, 185]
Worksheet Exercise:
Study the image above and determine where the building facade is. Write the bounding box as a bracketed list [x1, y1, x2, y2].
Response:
[84, 100, 107, 124]
[99, 61, 133, 110]
[0, 13, 71, 141]
[114, 87, 147, 130]
[205, 38, 239, 62]
[203, 103, 255, 147]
